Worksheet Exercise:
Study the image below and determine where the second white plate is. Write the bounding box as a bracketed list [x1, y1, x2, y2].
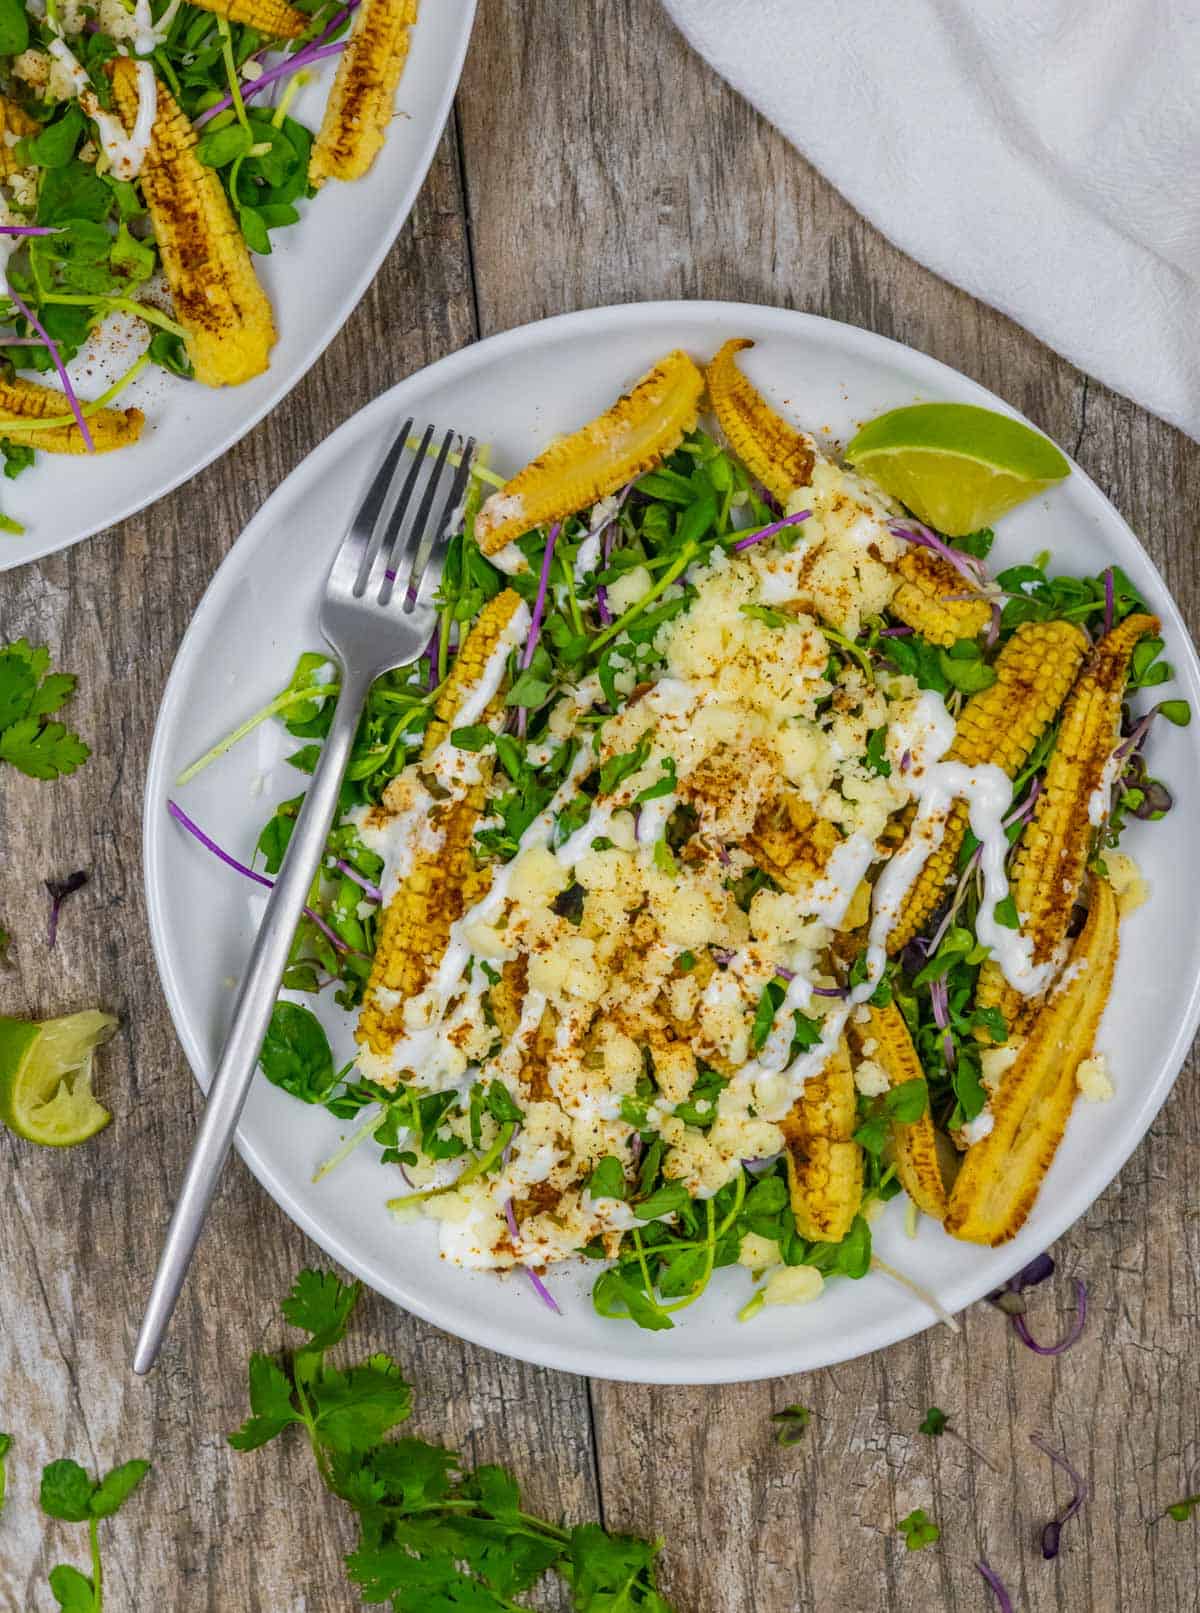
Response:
[2, 0, 476, 571]
[144, 300, 1200, 1383]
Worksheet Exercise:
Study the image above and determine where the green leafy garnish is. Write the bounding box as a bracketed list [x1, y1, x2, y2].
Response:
[919, 1407, 948, 1437]
[0, 641, 88, 779]
[229, 1270, 676, 1610]
[771, 1406, 812, 1447]
[897, 1508, 940, 1551]
[38, 1453, 151, 1609]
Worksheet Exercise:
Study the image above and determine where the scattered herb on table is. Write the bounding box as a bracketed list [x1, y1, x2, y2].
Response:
[0, 1432, 10, 1516]
[919, 1407, 948, 1437]
[38, 1452, 152, 1611]
[0, 640, 88, 779]
[0, 924, 11, 968]
[897, 1508, 940, 1551]
[228, 1268, 676, 1610]
[46, 869, 89, 949]
[1163, 1494, 1200, 1523]
[770, 1405, 812, 1447]
[1031, 1432, 1088, 1559]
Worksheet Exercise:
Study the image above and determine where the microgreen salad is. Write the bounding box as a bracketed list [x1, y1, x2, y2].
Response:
[174, 343, 1187, 1334]
[0, 0, 421, 531]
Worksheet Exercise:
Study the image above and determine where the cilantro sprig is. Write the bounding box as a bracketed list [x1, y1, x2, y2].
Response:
[0, 639, 88, 779]
[230, 1270, 676, 1611]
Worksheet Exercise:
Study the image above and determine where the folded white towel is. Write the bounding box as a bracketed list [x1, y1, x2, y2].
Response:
[663, 0, 1200, 440]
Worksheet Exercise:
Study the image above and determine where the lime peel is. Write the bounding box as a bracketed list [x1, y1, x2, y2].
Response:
[0, 1009, 117, 1146]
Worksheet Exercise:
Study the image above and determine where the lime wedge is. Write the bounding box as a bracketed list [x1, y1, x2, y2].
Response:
[0, 1009, 118, 1146]
[845, 403, 1070, 536]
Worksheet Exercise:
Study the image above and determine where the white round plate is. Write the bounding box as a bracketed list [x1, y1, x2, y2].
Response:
[144, 301, 1200, 1383]
[1, 0, 476, 571]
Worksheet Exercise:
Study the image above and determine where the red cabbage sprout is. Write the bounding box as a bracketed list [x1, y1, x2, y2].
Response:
[333, 858, 382, 903]
[879, 625, 915, 638]
[0, 225, 60, 237]
[731, 508, 811, 552]
[986, 601, 1002, 648]
[889, 520, 991, 593]
[929, 974, 954, 1067]
[7, 284, 94, 452]
[525, 1266, 561, 1314]
[1012, 1279, 1087, 1356]
[812, 984, 848, 999]
[504, 1197, 519, 1245]
[521, 521, 561, 671]
[975, 1559, 1013, 1612]
[46, 870, 88, 948]
[168, 799, 366, 958]
[1031, 1432, 1088, 1558]
[194, 37, 350, 128]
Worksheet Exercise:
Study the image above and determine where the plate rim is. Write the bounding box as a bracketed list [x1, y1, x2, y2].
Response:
[6, 0, 477, 573]
[143, 297, 1200, 1383]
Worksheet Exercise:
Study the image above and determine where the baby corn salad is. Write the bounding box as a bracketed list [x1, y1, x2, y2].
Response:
[179, 341, 1188, 1330]
[0, 0, 421, 528]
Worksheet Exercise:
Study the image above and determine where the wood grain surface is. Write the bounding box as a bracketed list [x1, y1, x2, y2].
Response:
[2, 1, 1198, 1608]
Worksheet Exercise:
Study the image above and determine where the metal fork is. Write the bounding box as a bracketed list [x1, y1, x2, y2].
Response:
[133, 422, 475, 1375]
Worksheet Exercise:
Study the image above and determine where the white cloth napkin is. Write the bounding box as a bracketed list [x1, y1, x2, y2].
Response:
[662, 0, 1200, 441]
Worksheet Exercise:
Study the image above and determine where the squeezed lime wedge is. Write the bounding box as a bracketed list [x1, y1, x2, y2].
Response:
[0, 1009, 117, 1146]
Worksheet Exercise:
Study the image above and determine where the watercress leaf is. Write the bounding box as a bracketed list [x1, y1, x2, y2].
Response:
[484, 1081, 523, 1125]
[196, 122, 254, 168]
[884, 1078, 928, 1124]
[599, 738, 650, 795]
[834, 1214, 872, 1279]
[634, 1182, 690, 1221]
[238, 205, 271, 256]
[18, 103, 83, 168]
[451, 724, 494, 752]
[47, 1564, 94, 1613]
[0, 0, 29, 54]
[148, 327, 194, 378]
[89, 1458, 151, 1519]
[587, 1155, 627, 1201]
[39, 1459, 94, 1522]
[1, 439, 35, 480]
[37, 160, 111, 225]
[993, 894, 1020, 929]
[110, 221, 155, 287]
[257, 1001, 336, 1104]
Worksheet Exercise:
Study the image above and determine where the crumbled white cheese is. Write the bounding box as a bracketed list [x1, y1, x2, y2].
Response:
[1076, 1052, 1115, 1102]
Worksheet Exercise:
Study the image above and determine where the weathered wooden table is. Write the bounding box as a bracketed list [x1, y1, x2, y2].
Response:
[3, 3, 1198, 1607]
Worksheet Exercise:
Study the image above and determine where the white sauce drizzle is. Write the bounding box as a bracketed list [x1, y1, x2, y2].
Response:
[47, 32, 156, 180]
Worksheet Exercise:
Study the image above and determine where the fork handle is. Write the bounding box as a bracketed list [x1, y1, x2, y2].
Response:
[133, 664, 373, 1374]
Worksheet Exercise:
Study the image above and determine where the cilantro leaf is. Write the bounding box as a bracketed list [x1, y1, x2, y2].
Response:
[280, 1268, 361, 1350]
[0, 718, 90, 779]
[310, 1354, 413, 1455]
[771, 1405, 812, 1447]
[566, 1523, 672, 1611]
[919, 1407, 948, 1437]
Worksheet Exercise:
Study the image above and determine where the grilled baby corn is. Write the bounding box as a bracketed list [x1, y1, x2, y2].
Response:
[0, 374, 144, 453]
[475, 350, 705, 556]
[851, 1003, 950, 1220]
[0, 95, 38, 179]
[780, 1038, 864, 1242]
[889, 546, 993, 646]
[358, 589, 525, 1057]
[111, 61, 275, 388]
[887, 618, 1089, 952]
[946, 877, 1119, 1244]
[187, 0, 307, 36]
[309, 0, 418, 186]
[976, 612, 1159, 1030]
[705, 338, 816, 504]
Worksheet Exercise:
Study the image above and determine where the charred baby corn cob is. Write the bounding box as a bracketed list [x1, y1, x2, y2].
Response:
[475, 350, 705, 557]
[186, 0, 307, 36]
[976, 612, 1159, 1030]
[889, 546, 993, 646]
[780, 1038, 864, 1242]
[887, 618, 1089, 953]
[357, 589, 526, 1058]
[0, 374, 144, 453]
[851, 1004, 950, 1220]
[705, 338, 816, 504]
[308, 0, 418, 186]
[111, 61, 275, 388]
[0, 95, 38, 179]
[946, 878, 1119, 1245]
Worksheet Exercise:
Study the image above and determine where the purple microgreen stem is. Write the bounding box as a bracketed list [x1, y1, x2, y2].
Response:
[975, 1559, 1013, 1612]
[731, 508, 811, 552]
[46, 870, 88, 948]
[333, 859, 382, 903]
[6, 283, 94, 452]
[1031, 1431, 1088, 1559]
[168, 800, 366, 958]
